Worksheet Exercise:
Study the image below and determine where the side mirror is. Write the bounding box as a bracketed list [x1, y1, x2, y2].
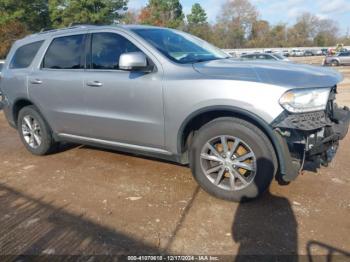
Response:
[119, 52, 150, 72]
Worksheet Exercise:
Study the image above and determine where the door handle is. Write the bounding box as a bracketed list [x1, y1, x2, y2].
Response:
[30, 79, 42, 85]
[86, 81, 103, 87]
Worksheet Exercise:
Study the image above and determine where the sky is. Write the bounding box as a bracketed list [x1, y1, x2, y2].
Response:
[128, 0, 350, 35]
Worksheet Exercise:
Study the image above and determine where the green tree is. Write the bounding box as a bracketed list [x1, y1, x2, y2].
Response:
[49, 0, 128, 28]
[0, 21, 28, 58]
[0, 0, 50, 32]
[247, 20, 270, 47]
[187, 3, 207, 25]
[185, 3, 210, 41]
[214, 0, 258, 48]
[138, 0, 184, 29]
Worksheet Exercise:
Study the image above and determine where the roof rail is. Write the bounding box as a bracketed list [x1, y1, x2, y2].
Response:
[31, 25, 93, 37]
[25, 24, 114, 39]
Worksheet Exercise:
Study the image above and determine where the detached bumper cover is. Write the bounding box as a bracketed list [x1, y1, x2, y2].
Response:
[272, 104, 350, 182]
[307, 106, 350, 159]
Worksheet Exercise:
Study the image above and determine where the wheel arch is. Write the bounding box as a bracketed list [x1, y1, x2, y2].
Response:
[12, 98, 34, 127]
[177, 106, 286, 174]
[12, 98, 50, 129]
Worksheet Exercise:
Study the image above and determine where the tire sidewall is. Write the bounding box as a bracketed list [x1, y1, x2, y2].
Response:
[190, 118, 276, 202]
[17, 106, 54, 155]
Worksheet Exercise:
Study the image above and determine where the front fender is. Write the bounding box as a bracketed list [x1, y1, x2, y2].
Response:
[176, 105, 293, 180]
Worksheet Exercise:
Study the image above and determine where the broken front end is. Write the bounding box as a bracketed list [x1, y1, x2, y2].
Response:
[272, 86, 350, 182]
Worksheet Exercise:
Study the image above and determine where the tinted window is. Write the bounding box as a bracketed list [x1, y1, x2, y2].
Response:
[339, 52, 350, 56]
[91, 33, 140, 70]
[10, 41, 43, 69]
[43, 35, 84, 69]
[0, 63, 3, 71]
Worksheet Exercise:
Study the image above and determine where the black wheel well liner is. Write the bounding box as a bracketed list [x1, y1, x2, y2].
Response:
[12, 98, 34, 126]
[177, 106, 286, 174]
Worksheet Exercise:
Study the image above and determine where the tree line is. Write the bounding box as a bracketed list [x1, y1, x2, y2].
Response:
[1, 0, 349, 58]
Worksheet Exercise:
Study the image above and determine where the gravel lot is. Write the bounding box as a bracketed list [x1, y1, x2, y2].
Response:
[0, 57, 349, 258]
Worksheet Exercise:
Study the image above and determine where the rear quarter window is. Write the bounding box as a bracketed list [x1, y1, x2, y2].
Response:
[10, 41, 44, 69]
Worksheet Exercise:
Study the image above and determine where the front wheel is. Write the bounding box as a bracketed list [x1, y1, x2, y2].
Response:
[190, 117, 277, 202]
[331, 60, 339, 67]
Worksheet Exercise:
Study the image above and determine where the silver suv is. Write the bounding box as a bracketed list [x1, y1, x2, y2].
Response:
[323, 52, 350, 66]
[0, 25, 349, 202]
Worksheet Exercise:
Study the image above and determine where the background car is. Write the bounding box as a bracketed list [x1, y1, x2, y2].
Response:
[312, 49, 323, 56]
[304, 50, 314, 56]
[290, 49, 304, 57]
[323, 52, 350, 66]
[240, 53, 290, 61]
[282, 50, 290, 57]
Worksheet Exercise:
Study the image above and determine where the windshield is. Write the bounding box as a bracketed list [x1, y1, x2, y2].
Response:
[131, 28, 229, 64]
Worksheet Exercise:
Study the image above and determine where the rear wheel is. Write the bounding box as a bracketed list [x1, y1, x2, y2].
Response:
[190, 117, 277, 202]
[18, 106, 57, 155]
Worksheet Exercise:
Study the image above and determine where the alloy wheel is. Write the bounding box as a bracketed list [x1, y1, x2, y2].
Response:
[21, 115, 42, 149]
[200, 135, 257, 191]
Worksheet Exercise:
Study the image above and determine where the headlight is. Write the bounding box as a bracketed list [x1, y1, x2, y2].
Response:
[279, 88, 330, 113]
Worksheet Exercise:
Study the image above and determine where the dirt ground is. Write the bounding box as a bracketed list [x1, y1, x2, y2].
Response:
[0, 56, 349, 258]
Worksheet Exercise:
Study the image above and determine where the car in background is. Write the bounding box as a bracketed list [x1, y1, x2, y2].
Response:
[240, 53, 290, 62]
[290, 49, 304, 57]
[323, 52, 350, 66]
[321, 48, 329, 55]
[312, 49, 323, 56]
[282, 50, 290, 57]
[304, 50, 314, 56]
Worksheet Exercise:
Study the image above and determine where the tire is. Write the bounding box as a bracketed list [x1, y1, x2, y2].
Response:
[17, 105, 57, 155]
[331, 60, 339, 67]
[189, 117, 277, 202]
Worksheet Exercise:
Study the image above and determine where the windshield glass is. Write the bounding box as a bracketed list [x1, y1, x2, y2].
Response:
[131, 28, 229, 64]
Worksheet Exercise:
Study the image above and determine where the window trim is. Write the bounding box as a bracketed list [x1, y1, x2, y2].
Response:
[9, 40, 44, 70]
[40, 34, 87, 71]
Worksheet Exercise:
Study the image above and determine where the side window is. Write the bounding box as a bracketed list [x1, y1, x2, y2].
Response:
[91, 33, 141, 70]
[42, 34, 84, 69]
[10, 41, 44, 69]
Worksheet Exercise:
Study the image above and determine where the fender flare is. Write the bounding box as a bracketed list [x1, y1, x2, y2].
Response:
[177, 105, 287, 176]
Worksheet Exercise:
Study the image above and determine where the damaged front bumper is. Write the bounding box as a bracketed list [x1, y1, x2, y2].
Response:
[271, 87, 350, 182]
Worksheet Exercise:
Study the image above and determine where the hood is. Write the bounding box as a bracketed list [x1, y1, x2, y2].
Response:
[193, 59, 343, 89]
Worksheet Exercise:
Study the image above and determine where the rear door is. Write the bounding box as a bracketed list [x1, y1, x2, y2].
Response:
[83, 30, 165, 149]
[28, 33, 90, 136]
